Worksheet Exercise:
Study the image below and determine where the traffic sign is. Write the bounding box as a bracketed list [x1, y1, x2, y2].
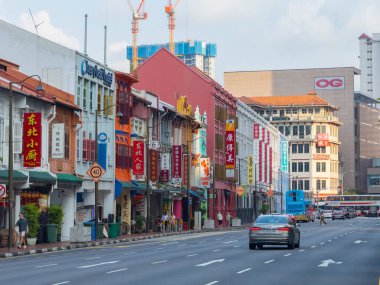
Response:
[0, 184, 7, 198]
[86, 163, 106, 182]
[267, 189, 273, 197]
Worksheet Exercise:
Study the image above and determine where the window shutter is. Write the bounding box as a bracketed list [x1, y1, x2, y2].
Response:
[14, 122, 22, 154]
[82, 139, 88, 161]
[90, 140, 95, 162]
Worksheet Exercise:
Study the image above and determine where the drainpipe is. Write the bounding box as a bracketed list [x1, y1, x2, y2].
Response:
[47, 104, 56, 205]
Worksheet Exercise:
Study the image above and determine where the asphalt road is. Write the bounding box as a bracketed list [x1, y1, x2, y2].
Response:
[1, 217, 379, 285]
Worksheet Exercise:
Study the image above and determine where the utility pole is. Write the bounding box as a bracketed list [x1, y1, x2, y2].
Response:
[187, 141, 190, 231]
[7, 83, 14, 250]
[146, 106, 151, 233]
[279, 169, 283, 214]
[94, 110, 99, 239]
[254, 165, 258, 221]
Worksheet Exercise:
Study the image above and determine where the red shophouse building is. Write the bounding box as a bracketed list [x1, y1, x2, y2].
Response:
[134, 48, 237, 222]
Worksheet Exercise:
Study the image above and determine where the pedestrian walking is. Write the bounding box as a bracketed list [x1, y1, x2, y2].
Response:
[217, 211, 223, 228]
[170, 212, 176, 232]
[320, 212, 327, 225]
[38, 208, 49, 243]
[226, 212, 231, 228]
[15, 212, 29, 249]
[162, 212, 169, 232]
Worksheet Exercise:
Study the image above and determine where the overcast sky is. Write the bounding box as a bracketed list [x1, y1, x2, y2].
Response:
[0, 0, 379, 84]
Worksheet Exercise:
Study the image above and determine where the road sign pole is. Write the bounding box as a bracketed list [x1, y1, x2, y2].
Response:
[95, 111, 99, 240]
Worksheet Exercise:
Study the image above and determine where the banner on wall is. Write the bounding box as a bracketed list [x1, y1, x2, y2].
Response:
[172, 145, 182, 179]
[253, 124, 260, 139]
[225, 119, 235, 169]
[133, 140, 144, 175]
[317, 133, 329, 147]
[247, 156, 254, 186]
[52, 123, 65, 159]
[281, 141, 289, 172]
[150, 150, 158, 182]
[200, 158, 210, 188]
[23, 112, 42, 167]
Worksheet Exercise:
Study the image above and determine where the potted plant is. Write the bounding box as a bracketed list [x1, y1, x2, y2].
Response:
[135, 215, 145, 234]
[47, 205, 64, 242]
[22, 203, 40, 245]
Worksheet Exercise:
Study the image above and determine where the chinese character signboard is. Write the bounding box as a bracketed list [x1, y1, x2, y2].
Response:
[172, 145, 182, 179]
[269, 147, 273, 184]
[253, 124, 260, 139]
[150, 150, 158, 182]
[183, 154, 188, 186]
[225, 119, 235, 169]
[317, 133, 329, 147]
[259, 141, 262, 181]
[200, 158, 210, 188]
[133, 140, 144, 175]
[160, 170, 169, 182]
[247, 156, 254, 186]
[161, 153, 170, 170]
[281, 141, 289, 172]
[23, 112, 42, 167]
[52, 123, 65, 159]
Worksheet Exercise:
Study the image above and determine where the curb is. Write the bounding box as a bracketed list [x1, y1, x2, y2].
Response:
[0, 226, 246, 258]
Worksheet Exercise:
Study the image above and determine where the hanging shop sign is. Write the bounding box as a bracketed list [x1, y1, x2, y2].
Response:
[150, 150, 158, 182]
[172, 145, 182, 179]
[183, 154, 189, 186]
[253, 124, 260, 139]
[161, 153, 170, 170]
[160, 170, 169, 183]
[317, 133, 329, 147]
[23, 112, 42, 167]
[225, 119, 235, 169]
[133, 140, 145, 175]
[281, 141, 289, 173]
[52, 123, 65, 159]
[247, 156, 254, 186]
[200, 158, 210, 188]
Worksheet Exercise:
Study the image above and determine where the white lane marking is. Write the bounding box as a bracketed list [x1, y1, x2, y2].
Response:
[233, 245, 240, 248]
[224, 240, 238, 244]
[199, 241, 206, 244]
[204, 281, 219, 285]
[215, 238, 222, 240]
[299, 249, 305, 252]
[320, 242, 325, 245]
[328, 240, 332, 242]
[196, 259, 225, 267]
[152, 260, 168, 264]
[178, 244, 186, 247]
[77, 261, 119, 269]
[334, 237, 338, 240]
[123, 252, 137, 255]
[187, 254, 199, 257]
[318, 259, 343, 267]
[311, 246, 316, 248]
[154, 248, 163, 251]
[284, 253, 292, 257]
[51, 282, 70, 285]
[237, 268, 252, 274]
[213, 249, 222, 252]
[86, 257, 100, 260]
[264, 260, 275, 264]
[162, 242, 179, 246]
[354, 240, 367, 244]
[35, 264, 58, 268]
[106, 268, 128, 274]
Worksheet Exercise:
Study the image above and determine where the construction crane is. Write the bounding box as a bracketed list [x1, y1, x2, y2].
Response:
[127, 0, 148, 72]
[165, 0, 181, 54]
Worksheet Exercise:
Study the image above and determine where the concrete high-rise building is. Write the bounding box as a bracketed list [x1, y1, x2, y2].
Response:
[127, 40, 217, 79]
[359, 33, 380, 100]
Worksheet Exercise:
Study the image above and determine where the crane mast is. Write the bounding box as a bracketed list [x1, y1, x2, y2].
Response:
[165, 0, 180, 54]
[127, 0, 148, 72]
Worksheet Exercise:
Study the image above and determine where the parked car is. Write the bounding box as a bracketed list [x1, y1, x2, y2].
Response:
[347, 209, 356, 218]
[368, 209, 378, 217]
[322, 210, 333, 219]
[249, 214, 300, 250]
[332, 210, 346, 220]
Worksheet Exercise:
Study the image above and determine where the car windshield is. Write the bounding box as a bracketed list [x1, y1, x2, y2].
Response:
[255, 216, 287, 224]
[334, 211, 342, 214]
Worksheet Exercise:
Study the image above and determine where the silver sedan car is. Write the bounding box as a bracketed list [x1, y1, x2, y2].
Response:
[249, 214, 301, 250]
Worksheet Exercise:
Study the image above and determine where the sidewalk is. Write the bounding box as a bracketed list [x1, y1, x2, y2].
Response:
[0, 226, 247, 258]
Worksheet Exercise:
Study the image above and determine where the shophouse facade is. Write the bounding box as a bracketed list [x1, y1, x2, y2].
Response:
[134, 48, 235, 224]
[236, 99, 289, 221]
[241, 93, 341, 201]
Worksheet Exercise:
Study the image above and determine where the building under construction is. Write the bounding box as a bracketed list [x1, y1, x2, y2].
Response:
[126, 40, 217, 79]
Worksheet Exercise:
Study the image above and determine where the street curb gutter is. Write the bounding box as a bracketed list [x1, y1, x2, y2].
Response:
[0, 226, 247, 258]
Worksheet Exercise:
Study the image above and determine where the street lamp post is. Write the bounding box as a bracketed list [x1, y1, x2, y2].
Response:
[145, 105, 151, 233]
[7, 75, 44, 250]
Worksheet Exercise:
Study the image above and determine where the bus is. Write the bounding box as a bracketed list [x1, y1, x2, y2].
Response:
[286, 190, 315, 222]
[325, 195, 380, 216]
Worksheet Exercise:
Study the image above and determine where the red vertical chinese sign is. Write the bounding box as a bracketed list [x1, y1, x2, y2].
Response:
[133, 140, 145, 175]
[23, 112, 42, 167]
[172, 145, 182, 178]
[150, 150, 158, 182]
[253, 124, 260, 139]
[225, 119, 235, 169]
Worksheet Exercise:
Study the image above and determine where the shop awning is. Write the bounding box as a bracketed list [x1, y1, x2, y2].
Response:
[122, 181, 138, 190]
[132, 180, 147, 192]
[190, 189, 200, 198]
[56, 173, 83, 186]
[0, 170, 28, 183]
[29, 171, 56, 184]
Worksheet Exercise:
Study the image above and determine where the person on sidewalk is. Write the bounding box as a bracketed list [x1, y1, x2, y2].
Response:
[226, 212, 231, 228]
[38, 208, 49, 244]
[15, 212, 29, 249]
[170, 212, 176, 232]
[217, 211, 223, 229]
[320, 212, 327, 225]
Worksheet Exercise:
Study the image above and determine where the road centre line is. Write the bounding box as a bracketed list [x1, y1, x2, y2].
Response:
[107, 268, 128, 274]
[233, 245, 240, 248]
[178, 244, 186, 247]
[264, 260, 275, 264]
[154, 248, 163, 251]
[311, 246, 316, 248]
[35, 264, 58, 268]
[328, 240, 332, 242]
[320, 242, 325, 245]
[86, 257, 100, 260]
[152, 260, 168, 264]
[123, 252, 137, 255]
[224, 240, 237, 244]
[77, 261, 119, 269]
[162, 242, 179, 245]
[284, 254, 292, 257]
[299, 249, 305, 252]
[237, 268, 252, 274]
[187, 254, 199, 257]
[213, 249, 221, 252]
[51, 282, 70, 285]
[204, 281, 219, 285]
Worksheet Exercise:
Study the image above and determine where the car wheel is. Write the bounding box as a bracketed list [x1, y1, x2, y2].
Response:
[342, 217, 345, 220]
[257, 244, 263, 249]
[249, 243, 256, 250]
[288, 239, 295, 249]
[332, 218, 334, 220]
[295, 237, 300, 248]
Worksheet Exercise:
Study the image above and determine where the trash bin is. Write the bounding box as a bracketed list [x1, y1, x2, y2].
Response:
[108, 223, 118, 238]
[46, 224, 58, 243]
[83, 222, 104, 240]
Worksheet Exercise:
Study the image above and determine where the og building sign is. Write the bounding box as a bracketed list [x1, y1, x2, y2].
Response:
[315, 76, 345, 90]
